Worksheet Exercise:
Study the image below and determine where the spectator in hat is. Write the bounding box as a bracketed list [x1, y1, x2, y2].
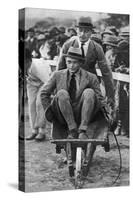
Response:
[56, 26, 69, 47]
[101, 27, 117, 53]
[119, 31, 129, 42]
[108, 26, 119, 36]
[114, 40, 129, 137]
[102, 28, 114, 40]
[115, 40, 129, 72]
[32, 33, 46, 58]
[103, 35, 118, 71]
[25, 28, 37, 56]
[49, 27, 61, 37]
[26, 55, 52, 141]
[102, 26, 118, 38]
[59, 26, 66, 34]
[58, 17, 114, 108]
[53, 27, 69, 57]
[39, 33, 58, 60]
[67, 27, 77, 38]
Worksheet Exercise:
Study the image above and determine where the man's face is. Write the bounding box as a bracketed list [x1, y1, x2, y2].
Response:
[102, 33, 113, 41]
[66, 57, 81, 73]
[77, 27, 92, 43]
[28, 31, 34, 38]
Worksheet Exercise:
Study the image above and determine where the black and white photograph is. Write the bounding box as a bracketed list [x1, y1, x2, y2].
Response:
[19, 7, 129, 193]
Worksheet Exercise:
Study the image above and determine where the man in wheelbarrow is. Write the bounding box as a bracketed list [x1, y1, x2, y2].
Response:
[40, 46, 113, 143]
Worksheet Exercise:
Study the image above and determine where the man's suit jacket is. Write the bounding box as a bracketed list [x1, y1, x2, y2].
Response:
[40, 68, 108, 113]
[58, 36, 114, 102]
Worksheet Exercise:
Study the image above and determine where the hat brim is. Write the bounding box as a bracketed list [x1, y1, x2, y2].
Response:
[76, 25, 95, 29]
[103, 41, 118, 47]
[63, 53, 85, 61]
[101, 31, 114, 36]
[117, 49, 129, 53]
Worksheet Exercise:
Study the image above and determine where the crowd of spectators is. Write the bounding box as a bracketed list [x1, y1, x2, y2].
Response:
[19, 23, 129, 138]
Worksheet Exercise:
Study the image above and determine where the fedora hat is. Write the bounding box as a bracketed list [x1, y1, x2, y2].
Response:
[91, 33, 102, 45]
[59, 26, 66, 33]
[119, 31, 129, 37]
[64, 47, 85, 61]
[102, 29, 114, 37]
[103, 35, 118, 47]
[76, 17, 95, 29]
[108, 26, 118, 36]
[117, 40, 129, 53]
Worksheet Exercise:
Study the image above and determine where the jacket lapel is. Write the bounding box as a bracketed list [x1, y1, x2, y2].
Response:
[59, 69, 69, 90]
[85, 40, 95, 61]
[76, 69, 89, 99]
[72, 39, 80, 48]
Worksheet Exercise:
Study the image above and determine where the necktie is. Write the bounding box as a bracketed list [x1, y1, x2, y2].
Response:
[68, 73, 76, 101]
[81, 43, 85, 58]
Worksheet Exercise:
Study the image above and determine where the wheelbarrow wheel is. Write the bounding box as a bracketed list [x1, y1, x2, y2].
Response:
[75, 147, 84, 188]
[75, 147, 82, 174]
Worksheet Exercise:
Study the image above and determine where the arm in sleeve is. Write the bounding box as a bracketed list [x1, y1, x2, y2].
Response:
[89, 74, 113, 123]
[89, 73, 107, 109]
[40, 72, 56, 111]
[95, 43, 115, 105]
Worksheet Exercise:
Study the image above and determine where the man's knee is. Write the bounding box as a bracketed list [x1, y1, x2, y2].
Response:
[56, 89, 70, 101]
[82, 88, 95, 100]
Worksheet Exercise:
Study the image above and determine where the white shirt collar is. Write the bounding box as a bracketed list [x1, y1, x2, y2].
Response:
[77, 38, 91, 47]
[69, 68, 81, 76]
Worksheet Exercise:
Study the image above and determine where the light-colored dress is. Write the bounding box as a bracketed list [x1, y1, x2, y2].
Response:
[27, 58, 51, 132]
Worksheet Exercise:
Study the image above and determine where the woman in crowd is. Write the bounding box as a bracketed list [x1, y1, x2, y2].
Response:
[26, 54, 52, 141]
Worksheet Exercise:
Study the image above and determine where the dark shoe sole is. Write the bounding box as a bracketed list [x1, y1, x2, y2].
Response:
[26, 134, 37, 140]
[35, 135, 46, 142]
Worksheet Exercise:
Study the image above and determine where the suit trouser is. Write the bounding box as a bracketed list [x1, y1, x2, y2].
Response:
[27, 83, 46, 133]
[51, 89, 97, 131]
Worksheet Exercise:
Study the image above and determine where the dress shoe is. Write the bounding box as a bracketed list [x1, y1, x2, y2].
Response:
[114, 126, 121, 136]
[67, 129, 78, 139]
[78, 130, 88, 139]
[35, 133, 46, 141]
[19, 135, 25, 140]
[26, 133, 37, 140]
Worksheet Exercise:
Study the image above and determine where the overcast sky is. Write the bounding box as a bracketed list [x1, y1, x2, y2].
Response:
[25, 7, 108, 20]
[21, 8, 109, 29]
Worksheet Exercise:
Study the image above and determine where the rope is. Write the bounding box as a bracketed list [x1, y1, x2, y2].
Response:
[111, 130, 122, 186]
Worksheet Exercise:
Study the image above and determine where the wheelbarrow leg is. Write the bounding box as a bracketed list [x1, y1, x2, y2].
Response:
[66, 142, 74, 177]
[82, 143, 96, 177]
